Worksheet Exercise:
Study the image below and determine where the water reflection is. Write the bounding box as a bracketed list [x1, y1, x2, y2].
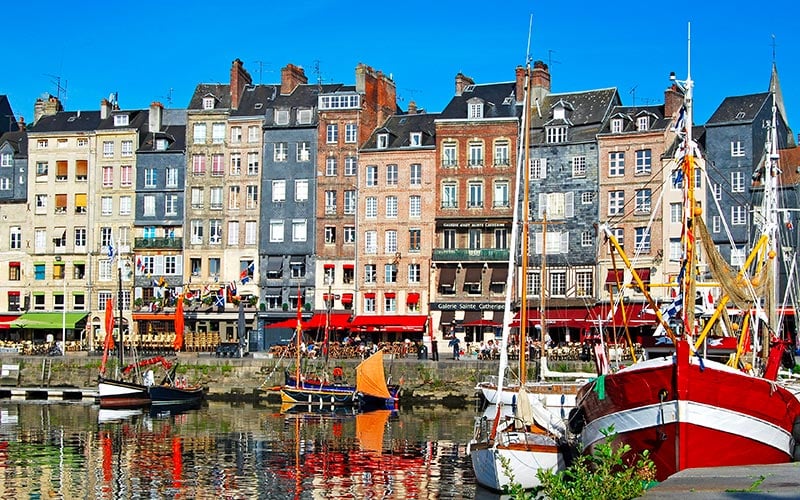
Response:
[0, 401, 488, 499]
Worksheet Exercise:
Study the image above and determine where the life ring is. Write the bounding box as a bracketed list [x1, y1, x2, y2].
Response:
[332, 367, 344, 379]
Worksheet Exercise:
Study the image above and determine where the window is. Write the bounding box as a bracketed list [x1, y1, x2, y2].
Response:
[469, 228, 482, 249]
[35, 194, 47, 214]
[365, 264, 377, 284]
[581, 192, 594, 205]
[229, 186, 240, 209]
[292, 220, 307, 242]
[190, 187, 204, 209]
[230, 126, 242, 143]
[275, 109, 290, 125]
[494, 228, 508, 249]
[384, 263, 397, 283]
[731, 247, 746, 267]
[273, 142, 289, 162]
[269, 220, 284, 242]
[442, 182, 457, 208]
[192, 123, 206, 144]
[670, 202, 682, 223]
[202, 97, 215, 109]
[731, 206, 746, 225]
[325, 226, 336, 244]
[245, 221, 257, 245]
[230, 153, 242, 175]
[494, 141, 510, 166]
[297, 109, 312, 124]
[611, 227, 624, 251]
[119, 196, 131, 216]
[8, 262, 20, 281]
[527, 272, 540, 297]
[165, 195, 177, 216]
[468, 101, 484, 119]
[319, 94, 360, 109]
[635, 149, 651, 174]
[344, 226, 356, 244]
[377, 133, 389, 149]
[121, 140, 133, 157]
[295, 180, 309, 201]
[364, 196, 378, 219]
[538, 192, 574, 220]
[192, 154, 206, 175]
[364, 231, 377, 254]
[550, 271, 566, 296]
[210, 187, 223, 210]
[209, 220, 222, 244]
[386, 164, 398, 185]
[571, 156, 587, 177]
[442, 142, 457, 167]
[10, 226, 21, 250]
[0, 178, 9, 190]
[530, 158, 546, 180]
[74, 228, 86, 248]
[410, 164, 422, 185]
[77, 138, 87, 147]
[712, 215, 721, 233]
[272, 180, 286, 202]
[443, 229, 456, 249]
[408, 263, 421, 284]
[36, 161, 48, 178]
[635, 189, 651, 214]
[410, 132, 422, 146]
[103, 141, 114, 157]
[344, 190, 356, 214]
[366, 165, 378, 186]
[636, 116, 649, 131]
[345, 123, 357, 143]
[246, 185, 258, 209]
[326, 124, 338, 143]
[101, 196, 113, 216]
[635, 227, 651, 253]
[248, 126, 260, 143]
[325, 157, 337, 176]
[546, 126, 567, 143]
[289, 260, 306, 279]
[344, 156, 357, 176]
[608, 191, 624, 216]
[325, 191, 337, 214]
[731, 141, 745, 157]
[247, 152, 259, 175]
[468, 142, 483, 167]
[576, 271, 593, 297]
[54, 160, 68, 181]
[385, 230, 398, 254]
[731, 171, 744, 193]
[227, 221, 239, 246]
[534, 231, 568, 255]
[669, 239, 681, 261]
[97, 167, 116, 190]
[141, 195, 155, 217]
[409, 228, 421, 252]
[713, 183, 722, 200]
[493, 181, 509, 208]
[385, 196, 398, 218]
[611, 118, 624, 133]
[0, 152, 11, 167]
[609, 152, 625, 176]
[468, 182, 483, 208]
[581, 230, 593, 247]
[297, 142, 311, 162]
[409, 195, 421, 218]
[211, 154, 224, 176]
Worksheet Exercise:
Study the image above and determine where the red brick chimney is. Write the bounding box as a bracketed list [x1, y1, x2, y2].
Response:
[17, 116, 25, 131]
[515, 66, 526, 102]
[455, 72, 474, 96]
[100, 98, 111, 120]
[230, 58, 252, 109]
[664, 83, 684, 121]
[281, 64, 308, 95]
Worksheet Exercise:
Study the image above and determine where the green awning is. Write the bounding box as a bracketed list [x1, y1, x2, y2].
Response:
[11, 312, 88, 329]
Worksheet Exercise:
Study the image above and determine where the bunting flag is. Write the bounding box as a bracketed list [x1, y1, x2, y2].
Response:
[214, 287, 225, 307]
[227, 282, 238, 301]
[107, 233, 116, 263]
[136, 257, 146, 275]
[653, 295, 683, 337]
[672, 105, 686, 134]
[240, 262, 255, 284]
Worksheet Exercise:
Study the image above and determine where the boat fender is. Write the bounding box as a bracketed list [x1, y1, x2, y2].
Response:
[568, 407, 585, 435]
[793, 416, 800, 444]
[781, 348, 796, 370]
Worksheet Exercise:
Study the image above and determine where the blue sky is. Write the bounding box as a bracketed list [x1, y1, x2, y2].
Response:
[2, 1, 798, 133]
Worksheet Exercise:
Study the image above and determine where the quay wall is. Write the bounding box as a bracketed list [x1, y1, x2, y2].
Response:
[0, 353, 597, 407]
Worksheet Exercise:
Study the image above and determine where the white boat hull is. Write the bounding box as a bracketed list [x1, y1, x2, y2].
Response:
[469, 431, 565, 491]
[479, 383, 580, 416]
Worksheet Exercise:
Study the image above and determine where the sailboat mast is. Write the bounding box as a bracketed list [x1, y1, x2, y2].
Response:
[538, 213, 547, 382]
[117, 266, 124, 372]
[762, 82, 781, 364]
[683, 23, 697, 340]
[519, 62, 534, 386]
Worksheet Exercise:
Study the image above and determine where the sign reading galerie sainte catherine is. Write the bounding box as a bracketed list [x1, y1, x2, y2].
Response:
[430, 302, 505, 311]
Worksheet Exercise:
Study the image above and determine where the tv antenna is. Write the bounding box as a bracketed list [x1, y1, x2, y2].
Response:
[45, 74, 68, 102]
[630, 85, 637, 108]
[547, 49, 560, 68]
[313, 60, 324, 89]
[253, 60, 270, 84]
[164, 88, 174, 106]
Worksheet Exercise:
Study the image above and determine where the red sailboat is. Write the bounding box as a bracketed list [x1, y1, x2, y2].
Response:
[570, 28, 800, 480]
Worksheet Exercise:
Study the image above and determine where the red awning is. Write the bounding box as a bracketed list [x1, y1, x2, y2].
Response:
[384, 292, 396, 299]
[7, 291, 20, 296]
[605, 269, 624, 285]
[341, 293, 353, 304]
[343, 264, 354, 270]
[132, 313, 176, 321]
[634, 267, 651, 284]
[462, 318, 501, 328]
[301, 312, 352, 329]
[323, 293, 332, 302]
[512, 308, 590, 327]
[324, 263, 335, 269]
[364, 292, 376, 299]
[8, 262, 19, 267]
[350, 315, 427, 333]
[0, 314, 20, 330]
[407, 292, 420, 304]
[266, 317, 304, 329]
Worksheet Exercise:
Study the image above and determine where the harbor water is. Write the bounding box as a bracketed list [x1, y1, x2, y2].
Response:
[0, 400, 497, 499]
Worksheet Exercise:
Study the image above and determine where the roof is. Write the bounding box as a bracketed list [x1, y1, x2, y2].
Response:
[599, 104, 671, 134]
[0, 96, 15, 134]
[187, 83, 231, 110]
[439, 81, 520, 120]
[706, 92, 770, 125]
[96, 108, 149, 131]
[362, 112, 440, 149]
[530, 88, 621, 142]
[28, 110, 102, 133]
[138, 125, 187, 153]
[0, 130, 28, 156]
[231, 84, 279, 117]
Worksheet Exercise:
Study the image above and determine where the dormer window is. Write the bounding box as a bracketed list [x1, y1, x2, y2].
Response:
[410, 132, 422, 146]
[546, 126, 567, 144]
[297, 109, 312, 124]
[611, 118, 624, 133]
[377, 133, 389, 149]
[275, 109, 290, 125]
[553, 106, 566, 120]
[636, 116, 649, 131]
[468, 101, 484, 119]
[113, 114, 129, 127]
[202, 97, 215, 110]
[156, 139, 169, 151]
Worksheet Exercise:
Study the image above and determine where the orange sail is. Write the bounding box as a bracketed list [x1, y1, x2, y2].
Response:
[173, 294, 184, 351]
[355, 350, 390, 399]
[100, 299, 115, 375]
[356, 409, 391, 452]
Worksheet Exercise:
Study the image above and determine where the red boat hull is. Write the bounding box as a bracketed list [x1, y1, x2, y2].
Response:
[573, 340, 800, 480]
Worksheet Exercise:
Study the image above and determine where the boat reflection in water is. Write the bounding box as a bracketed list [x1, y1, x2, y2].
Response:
[0, 401, 479, 498]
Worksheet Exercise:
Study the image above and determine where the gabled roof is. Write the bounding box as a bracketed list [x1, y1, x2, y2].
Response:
[96, 108, 149, 131]
[0, 130, 27, 156]
[231, 84, 279, 117]
[0, 96, 15, 134]
[530, 88, 621, 142]
[362, 112, 440, 149]
[439, 81, 520, 120]
[28, 110, 102, 133]
[187, 84, 231, 110]
[138, 125, 186, 153]
[706, 92, 770, 125]
[599, 104, 671, 134]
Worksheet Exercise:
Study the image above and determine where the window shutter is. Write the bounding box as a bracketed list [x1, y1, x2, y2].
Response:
[538, 193, 546, 219]
[565, 192, 574, 218]
[534, 232, 542, 255]
[560, 232, 569, 253]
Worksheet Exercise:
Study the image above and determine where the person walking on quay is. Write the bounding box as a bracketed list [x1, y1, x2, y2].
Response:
[449, 336, 461, 360]
[431, 338, 439, 361]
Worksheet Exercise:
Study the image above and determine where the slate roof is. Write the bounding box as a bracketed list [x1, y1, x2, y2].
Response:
[97, 109, 149, 131]
[598, 104, 671, 134]
[27, 110, 102, 133]
[231, 85, 279, 117]
[362, 112, 440, 150]
[439, 81, 520, 120]
[706, 92, 770, 125]
[138, 125, 186, 153]
[0, 96, 15, 134]
[0, 130, 27, 156]
[530, 88, 621, 143]
[187, 83, 231, 110]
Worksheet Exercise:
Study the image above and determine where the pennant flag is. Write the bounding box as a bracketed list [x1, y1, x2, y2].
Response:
[136, 257, 146, 275]
[214, 288, 225, 307]
[107, 235, 116, 262]
[707, 291, 714, 304]
[654, 295, 683, 337]
[227, 282, 238, 301]
[672, 105, 686, 134]
[240, 261, 255, 284]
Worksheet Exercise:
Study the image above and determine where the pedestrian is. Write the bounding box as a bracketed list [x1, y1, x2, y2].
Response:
[431, 338, 439, 361]
[448, 336, 461, 360]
